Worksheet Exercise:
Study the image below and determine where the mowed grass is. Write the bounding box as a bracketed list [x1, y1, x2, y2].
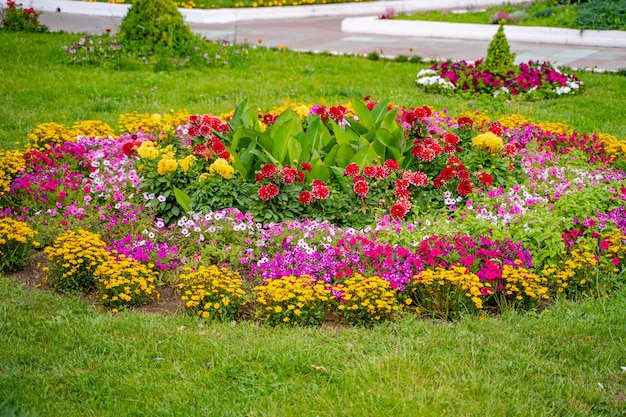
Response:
[1, 29, 626, 416]
[1, 32, 626, 150]
[1, 277, 625, 417]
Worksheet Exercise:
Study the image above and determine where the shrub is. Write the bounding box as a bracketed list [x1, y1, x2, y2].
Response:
[481, 24, 516, 76]
[333, 274, 399, 325]
[179, 265, 247, 320]
[118, 0, 195, 56]
[43, 230, 109, 294]
[94, 254, 159, 309]
[0, 218, 39, 273]
[254, 275, 331, 325]
[0, 0, 47, 33]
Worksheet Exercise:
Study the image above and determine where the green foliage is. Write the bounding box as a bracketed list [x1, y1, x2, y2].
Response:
[190, 174, 255, 213]
[574, 0, 626, 31]
[481, 24, 516, 76]
[0, 1, 47, 33]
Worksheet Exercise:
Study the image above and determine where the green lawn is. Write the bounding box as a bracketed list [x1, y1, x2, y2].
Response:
[1, 26, 626, 417]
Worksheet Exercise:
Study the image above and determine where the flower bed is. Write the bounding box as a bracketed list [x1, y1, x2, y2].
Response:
[1, 97, 625, 322]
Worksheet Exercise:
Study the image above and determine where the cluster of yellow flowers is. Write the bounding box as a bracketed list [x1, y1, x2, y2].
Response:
[541, 246, 598, 295]
[117, 110, 190, 136]
[157, 149, 179, 176]
[137, 142, 199, 177]
[71, 120, 114, 139]
[43, 229, 109, 294]
[499, 264, 549, 302]
[0, 218, 39, 273]
[173, 0, 196, 8]
[179, 265, 247, 320]
[26, 122, 77, 151]
[208, 157, 234, 179]
[26, 121, 114, 151]
[95, 253, 159, 308]
[334, 274, 399, 325]
[497, 114, 529, 129]
[254, 275, 331, 325]
[412, 266, 484, 318]
[472, 131, 504, 153]
[533, 120, 571, 135]
[0, 149, 25, 196]
[597, 133, 626, 157]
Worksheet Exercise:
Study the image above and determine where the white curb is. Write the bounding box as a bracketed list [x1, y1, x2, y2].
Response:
[29, 0, 526, 23]
[341, 16, 626, 48]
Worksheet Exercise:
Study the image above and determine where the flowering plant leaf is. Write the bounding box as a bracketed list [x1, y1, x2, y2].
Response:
[173, 187, 191, 214]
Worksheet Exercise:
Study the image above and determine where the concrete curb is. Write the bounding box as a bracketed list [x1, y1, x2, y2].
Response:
[29, 0, 524, 23]
[341, 17, 626, 48]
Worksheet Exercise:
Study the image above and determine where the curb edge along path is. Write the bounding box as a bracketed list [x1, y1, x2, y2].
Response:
[31, 0, 526, 22]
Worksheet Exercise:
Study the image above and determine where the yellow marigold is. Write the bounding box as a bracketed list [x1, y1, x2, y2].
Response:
[472, 132, 503, 152]
[179, 265, 246, 320]
[596, 133, 626, 157]
[178, 155, 196, 173]
[497, 114, 529, 129]
[26, 122, 76, 151]
[70, 120, 114, 139]
[95, 253, 159, 309]
[208, 158, 234, 179]
[0, 149, 26, 195]
[333, 274, 399, 325]
[534, 120, 571, 135]
[0, 218, 39, 273]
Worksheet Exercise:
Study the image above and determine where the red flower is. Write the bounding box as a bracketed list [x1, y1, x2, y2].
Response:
[457, 180, 474, 196]
[488, 121, 503, 136]
[404, 171, 428, 187]
[299, 190, 313, 205]
[312, 179, 326, 188]
[390, 199, 411, 219]
[457, 170, 470, 180]
[383, 159, 399, 172]
[260, 164, 279, 179]
[210, 138, 226, 154]
[311, 182, 329, 199]
[280, 168, 297, 184]
[300, 162, 312, 172]
[444, 133, 460, 146]
[353, 180, 369, 197]
[395, 188, 411, 199]
[296, 170, 305, 183]
[440, 167, 455, 181]
[446, 156, 462, 168]
[329, 106, 348, 123]
[395, 179, 409, 190]
[122, 141, 136, 156]
[258, 184, 279, 201]
[457, 116, 473, 129]
[503, 143, 519, 156]
[478, 172, 494, 187]
[343, 162, 360, 177]
[363, 166, 377, 178]
[433, 176, 445, 188]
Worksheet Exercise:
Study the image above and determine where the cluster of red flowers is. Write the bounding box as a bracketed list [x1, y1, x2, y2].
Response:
[121, 133, 151, 156]
[432, 156, 474, 196]
[255, 163, 306, 185]
[299, 179, 330, 204]
[309, 105, 349, 125]
[187, 114, 232, 161]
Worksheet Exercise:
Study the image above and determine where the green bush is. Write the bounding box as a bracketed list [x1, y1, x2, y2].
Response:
[574, 0, 626, 31]
[118, 0, 195, 55]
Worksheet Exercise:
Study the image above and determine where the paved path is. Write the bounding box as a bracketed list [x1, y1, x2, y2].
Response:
[38, 4, 626, 71]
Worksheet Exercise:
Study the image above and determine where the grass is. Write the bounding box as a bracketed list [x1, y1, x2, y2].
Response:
[1, 24, 626, 417]
[1, 32, 626, 151]
[1, 277, 625, 416]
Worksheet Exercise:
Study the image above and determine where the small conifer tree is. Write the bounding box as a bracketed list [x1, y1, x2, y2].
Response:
[481, 23, 516, 76]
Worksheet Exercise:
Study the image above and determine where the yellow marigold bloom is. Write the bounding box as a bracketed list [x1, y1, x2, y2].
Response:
[157, 158, 178, 175]
[137, 141, 158, 159]
[497, 114, 529, 129]
[178, 155, 196, 173]
[208, 158, 234, 179]
[27, 122, 76, 151]
[71, 120, 114, 139]
[472, 132, 503, 152]
[0, 149, 26, 195]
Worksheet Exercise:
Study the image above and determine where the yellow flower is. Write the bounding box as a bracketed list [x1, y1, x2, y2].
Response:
[208, 158, 234, 179]
[178, 155, 196, 173]
[472, 132, 503, 152]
